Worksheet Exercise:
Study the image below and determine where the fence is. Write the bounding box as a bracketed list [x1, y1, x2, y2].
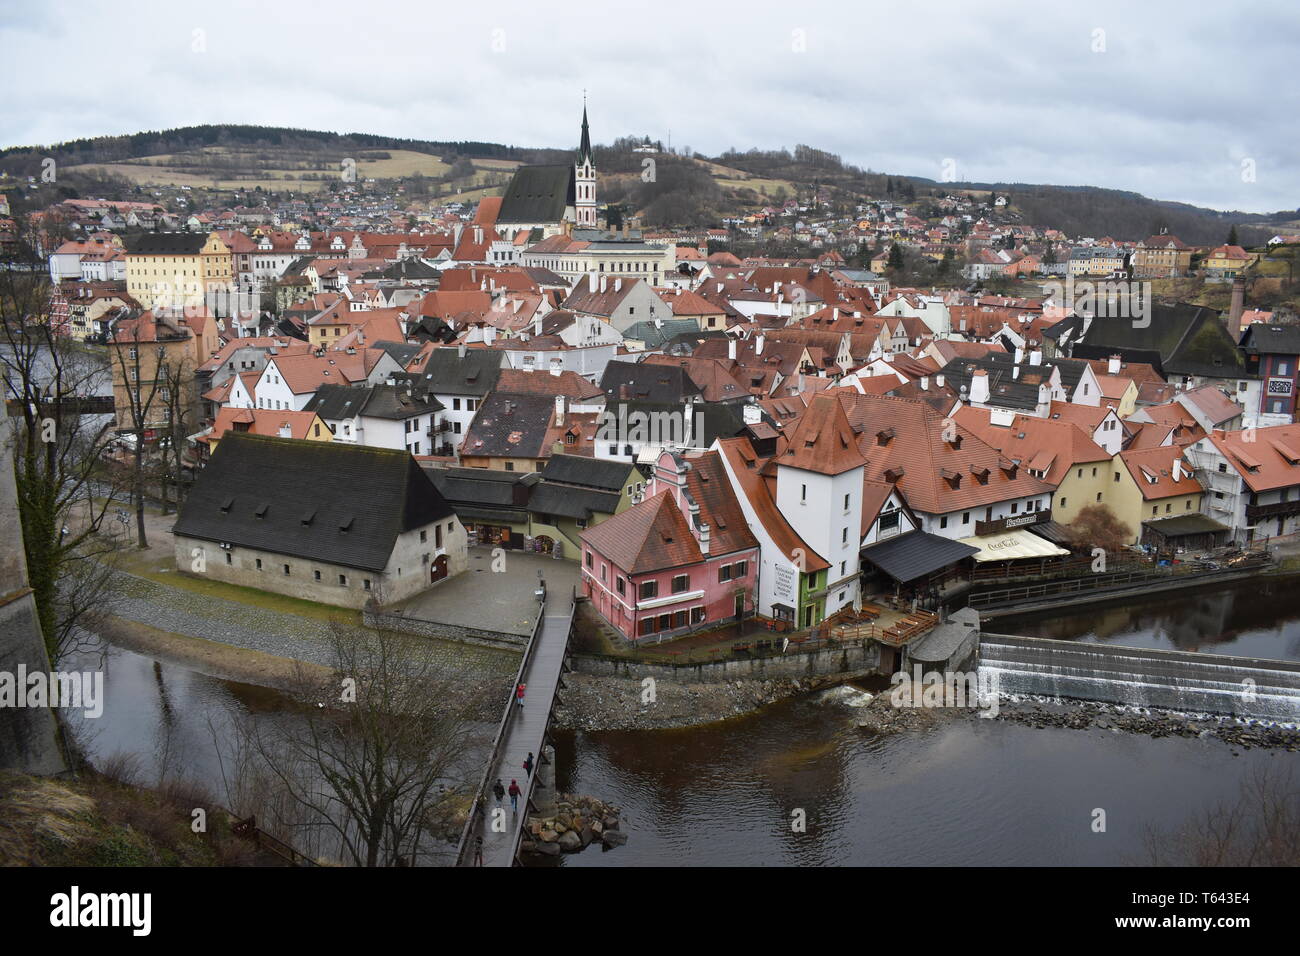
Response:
[227, 812, 319, 867]
[968, 555, 1272, 609]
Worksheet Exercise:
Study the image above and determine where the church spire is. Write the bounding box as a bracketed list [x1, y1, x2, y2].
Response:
[578, 97, 593, 166]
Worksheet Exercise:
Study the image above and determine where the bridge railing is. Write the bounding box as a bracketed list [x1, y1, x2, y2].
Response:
[499, 594, 578, 865]
[454, 591, 546, 867]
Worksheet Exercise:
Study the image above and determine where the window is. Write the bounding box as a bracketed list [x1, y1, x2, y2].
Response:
[801, 484, 807, 502]
[601, 565, 607, 582]
[843, 494, 850, 511]
[639, 580, 658, 600]
[1096, 493, 1102, 502]
[734, 560, 747, 578]
[719, 564, 732, 582]
[940, 516, 948, 529]
[225, 553, 232, 565]
[314, 570, 321, 581]
[585, 551, 593, 568]
[435, 525, 443, 548]
[671, 574, 688, 593]
[1059, 497, 1067, 508]
[691, 607, 705, 625]
[616, 577, 626, 596]
[255, 558, 263, 571]
[1114, 472, 1121, 482]
[364, 579, 371, 590]
[283, 564, 290, 575]
[338, 574, 348, 586]
[1010, 502, 1018, 514]
[961, 512, 970, 524]
[420, 530, 427, 543]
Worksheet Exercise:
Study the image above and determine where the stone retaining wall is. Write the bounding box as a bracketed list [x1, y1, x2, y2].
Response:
[571, 640, 881, 684]
[364, 609, 530, 650]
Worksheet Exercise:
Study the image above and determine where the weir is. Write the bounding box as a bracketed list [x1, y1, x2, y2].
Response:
[978, 633, 1300, 721]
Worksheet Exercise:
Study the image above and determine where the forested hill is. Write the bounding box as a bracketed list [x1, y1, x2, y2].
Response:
[2, 125, 1291, 245]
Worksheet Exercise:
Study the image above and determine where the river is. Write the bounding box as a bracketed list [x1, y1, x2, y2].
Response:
[72, 576, 1300, 866]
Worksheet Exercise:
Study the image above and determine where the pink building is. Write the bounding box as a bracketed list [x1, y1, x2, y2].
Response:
[580, 449, 760, 642]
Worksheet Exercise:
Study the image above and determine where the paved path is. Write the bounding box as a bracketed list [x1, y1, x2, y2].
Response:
[105, 569, 520, 679]
[471, 590, 575, 867]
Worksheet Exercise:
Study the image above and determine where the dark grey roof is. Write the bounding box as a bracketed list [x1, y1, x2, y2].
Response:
[598, 400, 747, 447]
[860, 531, 979, 583]
[427, 463, 620, 523]
[1239, 324, 1300, 356]
[1069, 302, 1248, 379]
[461, 392, 556, 458]
[372, 340, 424, 367]
[498, 165, 574, 224]
[528, 482, 619, 520]
[540, 454, 636, 492]
[418, 346, 504, 396]
[304, 383, 443, 421]
[173, 433, 454, 572]
[127, 232, 206, 255]
[601, 359, 704, 404]
[1140, 514, 1231, 536]
[366, 258, 441, 281]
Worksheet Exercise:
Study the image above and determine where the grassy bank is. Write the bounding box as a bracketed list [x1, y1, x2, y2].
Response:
[0, 769, 276, 866]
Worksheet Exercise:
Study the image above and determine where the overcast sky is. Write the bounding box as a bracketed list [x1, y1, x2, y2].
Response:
[3, 0, 1296, 214]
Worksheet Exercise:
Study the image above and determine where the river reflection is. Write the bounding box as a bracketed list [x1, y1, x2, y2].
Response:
[998, 574, 1300, 660]
[551, 692, 1293, 866]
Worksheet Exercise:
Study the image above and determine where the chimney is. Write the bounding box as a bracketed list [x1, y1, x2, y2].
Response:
[756, 334, 765, 355]
[554, 395, 565, 427]
[698, 521, 711, 556]
[599, 274, 607, 293]
[1228, 277, 1246, 337]
[1013, 346, 1024, 364]
[473, 225, 483, 245]
[458, 342, 467, 358]
[970, 369, 990, 404]
[614, 278, 622, 293]
[1029, 348, 1043, 366]
[935, 373, 945, 388]
[278, 422, 292, 438]
[920, 376, 929, 391]
[622, 220, 629, 239]
[728, 337, 737, 361]
[485, 326, 496, 345]
[1107, 353, 1121, 375]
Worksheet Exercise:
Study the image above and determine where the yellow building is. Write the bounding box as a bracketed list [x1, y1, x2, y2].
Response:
[1109, 447, 1204, 543]
[126, 233, 208, 310]
[1067, 247, 1128, 277]
[200, 232, 234, 301]
[201, 407, 332, 463]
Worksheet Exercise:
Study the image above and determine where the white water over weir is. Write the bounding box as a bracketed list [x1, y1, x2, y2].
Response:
[978, 634, 1300, 721]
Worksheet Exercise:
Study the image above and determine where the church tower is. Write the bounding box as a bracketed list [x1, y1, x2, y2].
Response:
[575, 102, 597, 228]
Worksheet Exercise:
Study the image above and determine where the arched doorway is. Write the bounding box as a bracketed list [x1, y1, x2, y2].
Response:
[430, 554, 449, 584]
[535, 535, 555, 554]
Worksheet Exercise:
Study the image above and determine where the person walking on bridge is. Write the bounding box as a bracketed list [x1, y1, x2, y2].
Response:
[492, 778, 505, 805]
[523, 752, 534, 777]
[474, 834, 484, 866]
[508, 779, 521, 813]
[516, 682, 527, 709]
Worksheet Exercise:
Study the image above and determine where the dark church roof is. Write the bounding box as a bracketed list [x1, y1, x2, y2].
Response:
[174, 433, 454, 572]
[497, 165, 575, 224]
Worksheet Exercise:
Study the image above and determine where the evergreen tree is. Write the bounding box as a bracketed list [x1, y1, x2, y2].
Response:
[887, 244, 904, 272]
[1227, 225, 1239, 246]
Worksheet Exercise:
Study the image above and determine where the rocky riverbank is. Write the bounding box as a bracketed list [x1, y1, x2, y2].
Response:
[552, 671, 862, 730]
[988, 697, 1300, 751]
[520, 793, 627, 857]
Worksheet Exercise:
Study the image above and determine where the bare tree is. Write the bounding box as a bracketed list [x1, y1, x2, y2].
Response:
[1142, 763, 1299, 866]
[237, 616, 493, 866]
[0, 220, 123, 664]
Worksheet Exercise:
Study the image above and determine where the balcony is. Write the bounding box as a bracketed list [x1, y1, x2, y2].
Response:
[1244, 498, 1300, 521]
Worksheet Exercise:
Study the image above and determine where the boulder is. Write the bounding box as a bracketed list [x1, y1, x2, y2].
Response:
[601, 829, 628, 848]
[579, 826, 594, 848]
[558, 829, 582, 852]
[590, 819, 604, 835]
[539, 828, 559, 843]
[532, 840, 561, 857]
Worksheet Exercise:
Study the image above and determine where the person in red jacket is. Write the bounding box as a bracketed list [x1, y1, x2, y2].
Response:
[508, 779, 521, 813]
[516, 682, 527, 709]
